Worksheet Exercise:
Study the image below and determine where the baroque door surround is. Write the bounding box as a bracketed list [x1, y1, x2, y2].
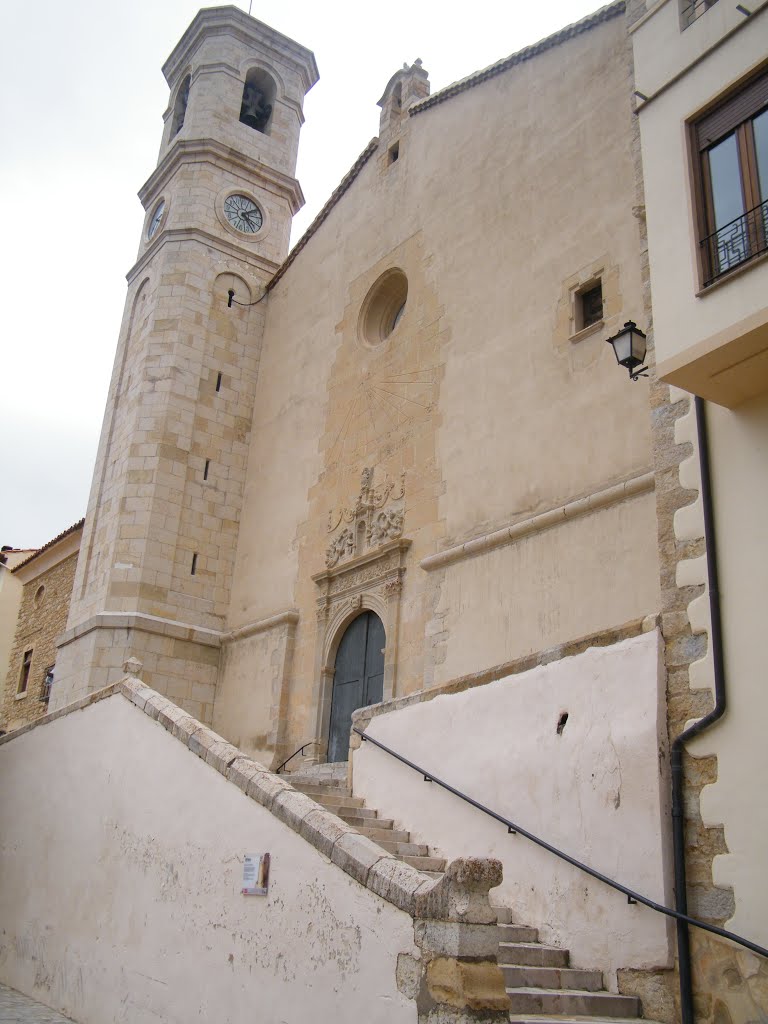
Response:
[311, 537, 410, 761]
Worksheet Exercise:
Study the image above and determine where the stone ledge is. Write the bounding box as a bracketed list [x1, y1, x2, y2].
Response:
[352, 615, 661, 737]
[57, 611, 223, 650]
[221, 609, 299, 645]
[420, 471, 655, 571]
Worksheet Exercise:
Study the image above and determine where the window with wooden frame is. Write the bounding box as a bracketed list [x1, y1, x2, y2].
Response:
[694, 69, 768, 286]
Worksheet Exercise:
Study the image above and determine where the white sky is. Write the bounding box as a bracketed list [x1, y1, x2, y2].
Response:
[0, 0, 606, 549]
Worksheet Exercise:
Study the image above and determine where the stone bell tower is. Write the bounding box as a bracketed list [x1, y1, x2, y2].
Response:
[52, 7, 318, 719]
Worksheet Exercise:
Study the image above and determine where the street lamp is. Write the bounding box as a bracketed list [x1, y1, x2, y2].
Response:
[606, 320, 648, 380]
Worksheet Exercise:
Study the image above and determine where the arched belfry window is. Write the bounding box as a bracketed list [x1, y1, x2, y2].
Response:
[172, 75, 190, 136]
[239, 68, 275, 134]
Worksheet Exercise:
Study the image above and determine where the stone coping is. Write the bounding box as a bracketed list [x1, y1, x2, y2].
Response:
[0, 677, 502, 926]
[56, 607, 300, 651]
[420, 471, 655, 571]
[352, 614, 661, 733]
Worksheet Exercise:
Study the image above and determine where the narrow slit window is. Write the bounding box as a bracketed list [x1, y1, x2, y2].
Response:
[191, 553, 198, 576]
[389, 142, 400, 164]
[18, 649, 33, 695]
[215, 372, 222, 392]
[203, 459, 210, 480]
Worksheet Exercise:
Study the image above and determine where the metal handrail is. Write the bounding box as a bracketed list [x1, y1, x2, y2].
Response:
[353, 726, 768, 960]
[275, 741, 315, 775]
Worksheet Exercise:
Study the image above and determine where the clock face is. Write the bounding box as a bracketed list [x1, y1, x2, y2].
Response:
[147, 200, 165, 239]
[224, 194, 263, 234]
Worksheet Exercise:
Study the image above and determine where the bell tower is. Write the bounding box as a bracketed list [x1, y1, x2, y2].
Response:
[52, 8, 318, 719]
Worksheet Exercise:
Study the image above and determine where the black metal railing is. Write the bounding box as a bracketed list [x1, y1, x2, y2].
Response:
[701, 198, 768, 286]
[353, 726, 768, 960]
[275, 741, 314, 774]
[681, 0, 719, 29]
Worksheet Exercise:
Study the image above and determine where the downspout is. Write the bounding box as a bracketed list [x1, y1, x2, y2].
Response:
[671, 395, 728, 1024]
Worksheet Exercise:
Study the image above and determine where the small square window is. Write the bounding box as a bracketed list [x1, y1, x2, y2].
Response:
[576, 281, 603, 331]
[17, 649, 33, 695]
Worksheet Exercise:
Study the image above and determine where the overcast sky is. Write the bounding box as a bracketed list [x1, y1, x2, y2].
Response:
[0, 0, 607, 549]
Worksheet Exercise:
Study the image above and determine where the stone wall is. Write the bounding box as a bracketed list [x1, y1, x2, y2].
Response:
[222, 7, 660, 765]
[1, 552, 77, 732]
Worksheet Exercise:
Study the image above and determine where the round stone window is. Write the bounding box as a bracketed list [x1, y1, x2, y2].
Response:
[359, 269, 408, 346]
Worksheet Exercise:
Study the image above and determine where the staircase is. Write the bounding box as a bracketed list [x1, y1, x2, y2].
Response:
[290, 770, 446, 874]
[287, 768, 662, 1024]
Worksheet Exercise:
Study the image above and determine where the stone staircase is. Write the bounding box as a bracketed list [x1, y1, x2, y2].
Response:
[287, 768, 661, 1024]
[289, 771, 446, 874]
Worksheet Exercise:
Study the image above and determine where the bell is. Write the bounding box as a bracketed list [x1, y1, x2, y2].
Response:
[239, 84, 272, 132]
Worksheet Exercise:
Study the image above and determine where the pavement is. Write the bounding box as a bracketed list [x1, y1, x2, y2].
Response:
[0, 984, 77, 1023]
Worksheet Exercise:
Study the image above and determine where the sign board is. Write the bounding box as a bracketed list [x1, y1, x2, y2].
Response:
[242, 853, 270, 896]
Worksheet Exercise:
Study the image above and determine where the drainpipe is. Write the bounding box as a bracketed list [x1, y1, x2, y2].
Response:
[671, 395, 728, 1024]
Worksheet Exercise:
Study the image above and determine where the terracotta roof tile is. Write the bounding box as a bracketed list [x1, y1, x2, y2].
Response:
[12, 518, 85, 573]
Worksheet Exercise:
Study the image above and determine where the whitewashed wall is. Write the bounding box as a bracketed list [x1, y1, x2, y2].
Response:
[0, 695, 417, 1024]
[352, 630, 673, 984]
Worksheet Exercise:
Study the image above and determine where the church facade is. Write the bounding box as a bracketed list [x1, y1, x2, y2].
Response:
[18, 1, 766, 1021]
[52, 2, 658, 768]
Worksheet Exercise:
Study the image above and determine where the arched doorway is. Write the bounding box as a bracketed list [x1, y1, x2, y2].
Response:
[328, 611, 385, 762]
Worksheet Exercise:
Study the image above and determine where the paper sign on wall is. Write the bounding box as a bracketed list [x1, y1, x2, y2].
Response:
[242, 853, 270, 896]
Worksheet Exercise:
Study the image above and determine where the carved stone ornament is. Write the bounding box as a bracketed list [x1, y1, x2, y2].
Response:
[383, 577, 402, 597]
[326, 527, 355, 569]
[325, 467, 405, 569]
[368, 508, 404, 547]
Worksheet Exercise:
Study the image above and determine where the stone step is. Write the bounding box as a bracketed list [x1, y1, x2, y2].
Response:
[290, 783, 354, 799]
[376, 840, 431, 857]
[506, 988, 641, 1018]
[355, 825, 412, 844]
[340, 813, 395, 829]
[502, 965, 604, 991]
[500, 942, 568, 968]
[310, 794, 366, 811]
[336, 807, 383, 822]
[498, 924, 539, 943]
[508, 1018, 663, 1024]
[401, 854, 447, 872]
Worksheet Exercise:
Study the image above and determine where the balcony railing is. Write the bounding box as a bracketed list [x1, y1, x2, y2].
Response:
[701, 198, 768, 286]
[681, 0, 719, 29]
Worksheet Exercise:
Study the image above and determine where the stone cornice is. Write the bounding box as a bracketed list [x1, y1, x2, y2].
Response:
[125, 227, 280, 286]
[222, 610, 299, 644]
[420, 471, 655, 572]
[57, 611, 224, 651]
[138, 137, 305, 213]
[162, 7, 319, 94]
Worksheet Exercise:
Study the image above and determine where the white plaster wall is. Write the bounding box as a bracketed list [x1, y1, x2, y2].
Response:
[353, 631, 672, 983]
[676, 394, 768, 947]
[0, 696, 417, 1024]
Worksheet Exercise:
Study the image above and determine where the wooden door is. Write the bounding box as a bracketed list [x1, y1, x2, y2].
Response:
[328, 611, 385, 763]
